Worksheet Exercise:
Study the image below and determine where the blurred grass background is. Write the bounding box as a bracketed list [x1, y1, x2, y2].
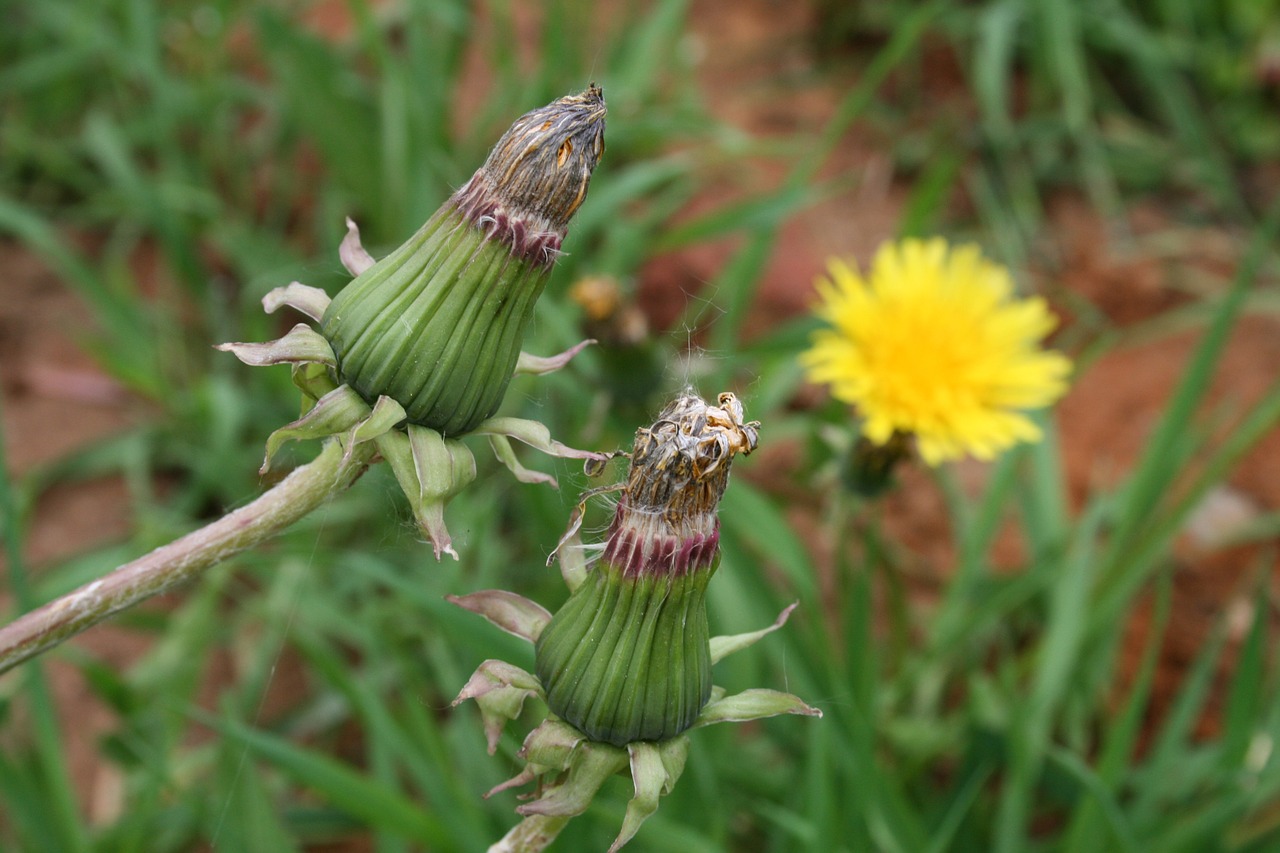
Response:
[2, 0, 1280, 850]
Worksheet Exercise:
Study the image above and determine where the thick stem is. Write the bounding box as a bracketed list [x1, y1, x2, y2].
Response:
[0, 439, 374, 675]
[488, 814, 571, 853]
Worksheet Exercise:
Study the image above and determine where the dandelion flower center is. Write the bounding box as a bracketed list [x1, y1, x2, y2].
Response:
[801, 238, 1072, 465]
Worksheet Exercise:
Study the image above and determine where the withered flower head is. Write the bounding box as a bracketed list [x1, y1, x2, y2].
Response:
[455, 84, 606, 263]
[536, 392, 759, 745]
[602, 392, 758, 579]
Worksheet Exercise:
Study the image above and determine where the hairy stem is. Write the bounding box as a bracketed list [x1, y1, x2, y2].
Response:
[488, 815, 571, 853]
[0, 439, 374, 675]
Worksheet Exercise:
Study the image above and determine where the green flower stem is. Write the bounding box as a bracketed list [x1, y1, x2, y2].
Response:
[488, 814, 571, 853]
[0, 438, 375, 675]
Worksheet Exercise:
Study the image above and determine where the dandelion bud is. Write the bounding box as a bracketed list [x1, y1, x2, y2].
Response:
[321, 86, 607, 435]
[570, 275, 664, 409]
[535, 392, 759, 745]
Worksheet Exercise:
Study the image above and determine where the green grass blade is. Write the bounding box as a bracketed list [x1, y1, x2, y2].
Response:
[994, 496, 1106, 853]
[1046, 747, 1139, 852]
[1063, 575, 1172, 850]
[0, 398, 91, 852]
[203, 713, 449, 847]
[1129, 626, 1230, 827]
[1219, 584, 1269, 770]
[1099, 201, 1280, 599]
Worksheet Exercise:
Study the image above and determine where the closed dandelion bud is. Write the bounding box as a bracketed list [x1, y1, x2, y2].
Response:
[569, 275, 664, 410]
[536, 392, 759, 745]
[320, 86, 607, 435]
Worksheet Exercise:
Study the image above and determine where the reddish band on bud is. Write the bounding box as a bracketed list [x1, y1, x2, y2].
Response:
[453, 84, 606, 266]
[600, 501, 720, 578]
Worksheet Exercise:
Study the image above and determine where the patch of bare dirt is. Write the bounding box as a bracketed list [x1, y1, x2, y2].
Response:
[0, 242, 139, 565]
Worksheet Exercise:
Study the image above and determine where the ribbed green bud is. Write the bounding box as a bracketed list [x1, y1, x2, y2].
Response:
[536, 554, 717, 746]
[320, 86, 607, 435]
[536, 393, 759, 745]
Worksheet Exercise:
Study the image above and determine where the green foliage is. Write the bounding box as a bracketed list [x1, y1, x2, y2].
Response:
[3, 0, 1280, 851]
[828, 0, 1279, 242]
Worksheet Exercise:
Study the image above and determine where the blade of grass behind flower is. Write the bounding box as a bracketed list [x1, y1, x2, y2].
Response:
[1017, 416, 1070, 564]
[657, 182, 828, 252]
[715, 514, 929, 851]
[899, 143, 965, 238]
[580, 156, 694, 227]
[972, 0, 1020, 142]
[844, 551, 931, 853]
[253, 9, 385, 225]
[799, 720, 843, 851]
[304, 610, 494, 833]
[211, 741, 300, 853]
[992, 496, 1106, 853]
[347, 0, 415, 232]
[290, 628, 489, 853]
[719, 483, 821, 609]
[923, 758, 993, 853]
[1046, 747, 1140, 851]
[967, 0, 1045, 257]
[203, 712, 449, 847]
[0, 195, 163, 396]
[1063, 574, 1172, 850]
[82, 111, 211, 291]
[1229, 702, 1280, 850]
[1154, 801, 1277, 853]
[1093, 378, 1280, 632]
[1098, 202, 1280, 604]
[346, 0, 474, 228]
[326, 549, 542, 826]
[1220, 584, 1270, 770]
[968, 151, 1036, 268]
[1128, 622, 1230, 828]
[533, 0, 590, 98]
[923, 448, 1018, 666]
[1039, 0, 1124, 224]
[606, 0, 690, 109]
[1119, 282, 1280, 349]
[0, 750, 76, 853]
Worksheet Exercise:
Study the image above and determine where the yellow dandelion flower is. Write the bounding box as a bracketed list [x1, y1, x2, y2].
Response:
[801, 238, 1072, 465]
